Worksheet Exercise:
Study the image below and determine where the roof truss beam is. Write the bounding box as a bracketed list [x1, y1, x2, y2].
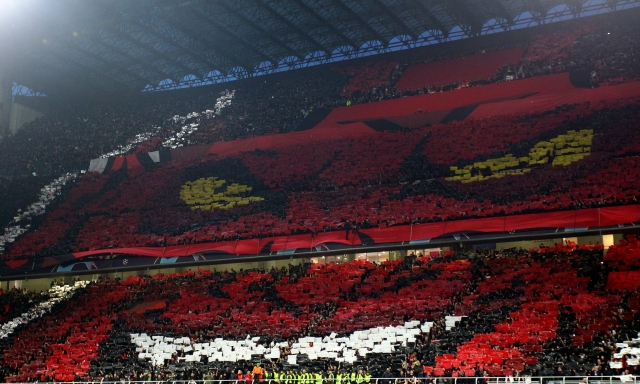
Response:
[154, 11, 251, 73]
[438, 0, 479, 35]
[72, 43, 149, 87]
[329, 0, 388, 44]
[20, 52, 104, 94]
[408, 0, 449, 36]
[190, 6, 279, 68]
[90, 29, 171, 83]
[214, 1, 301, 60]
[46, 48, 128, 91]
[107, 23, 194, 79]
[250, 0, 329, 54]
[289, 0, 359, 49]
[481, 0, 516, 27]
[131, 18, 219, 75]
[373, 0, 418, 39]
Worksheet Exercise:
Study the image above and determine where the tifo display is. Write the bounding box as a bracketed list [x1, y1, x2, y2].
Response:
[3, 95, 640, 263]
[1, 4, 640, 383]
[0, 244, 638, 381]
[1, 15, 640, 265]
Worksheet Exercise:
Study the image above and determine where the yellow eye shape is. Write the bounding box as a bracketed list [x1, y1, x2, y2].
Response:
[180, 177, 264, 210]
[446, 130, 594, 183]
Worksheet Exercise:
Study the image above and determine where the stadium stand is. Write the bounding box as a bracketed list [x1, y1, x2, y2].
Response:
[393, 47, 526, 91]
[335, 61, 400, 100]
[4, 2, 640, 383]
[2, 90, 640, 260]
[0, 176, 53, 230]
[0, 288, 50, 325]
[5, 85, 640, 263]
[0, 248, 636, 382]
[2, 14, 639, 180]
[604, 234, 640, 292]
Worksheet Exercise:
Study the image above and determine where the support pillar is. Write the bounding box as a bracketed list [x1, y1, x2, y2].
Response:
[0, 69, 11, 138]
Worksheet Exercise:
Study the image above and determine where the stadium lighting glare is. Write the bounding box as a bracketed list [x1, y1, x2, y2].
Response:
[0, 0, 40, 42]
[0, 0, 22, 16]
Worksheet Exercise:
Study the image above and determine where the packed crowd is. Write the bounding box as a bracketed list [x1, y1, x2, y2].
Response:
[0, 15, 639, 259]
[0, 87, 235, 177]
[0, 8, 639, 383]
[0, 288, 49, 324]
[2, 95, 639, 259]
[0, 244, 638, 382]
[0, 176, 51, 231]
[218, 68, 348, 138]
[569, 22, 640, 86]
[347, 19, 640, 101]
[2, 14, 639, 179]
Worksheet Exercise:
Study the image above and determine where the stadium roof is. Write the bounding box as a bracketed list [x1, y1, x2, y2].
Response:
[1, 0, 639, 96]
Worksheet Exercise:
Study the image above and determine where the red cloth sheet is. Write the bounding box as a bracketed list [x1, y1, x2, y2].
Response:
[321, 73, 574, 124]
[70, 205, 640, 259]
[394, 47, 526, 90]
[109, 76, 640, 172]
[207, 122, 375, 158]
[470, 80, 640, 118]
